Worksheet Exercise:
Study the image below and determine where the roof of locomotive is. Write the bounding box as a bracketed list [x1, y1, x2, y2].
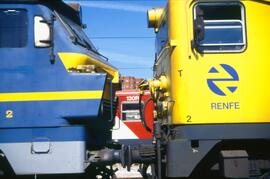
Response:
[0, 0, 82, 25]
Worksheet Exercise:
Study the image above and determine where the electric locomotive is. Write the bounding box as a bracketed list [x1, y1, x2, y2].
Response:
[0, 0, 118, 177]
[143, 0, 270, 178]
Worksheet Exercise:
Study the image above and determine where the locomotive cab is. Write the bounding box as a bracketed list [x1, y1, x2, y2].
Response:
[147, 0, 270, 178]
[0, 0, 119, 176]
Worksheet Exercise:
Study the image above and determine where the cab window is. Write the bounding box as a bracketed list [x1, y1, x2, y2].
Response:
[121, 102, 142, 121]
[0, 9, 28, 48]
[194, 3, 246, 53]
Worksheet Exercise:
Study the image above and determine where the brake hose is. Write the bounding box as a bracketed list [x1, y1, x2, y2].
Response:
[139, 92, 152, 133]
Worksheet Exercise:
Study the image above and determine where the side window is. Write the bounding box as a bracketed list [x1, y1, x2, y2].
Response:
[0, 9, 28, 48]
[121, 102, 142, 121]
[194, 3, 246, 53]
[156, 18, 168, 54]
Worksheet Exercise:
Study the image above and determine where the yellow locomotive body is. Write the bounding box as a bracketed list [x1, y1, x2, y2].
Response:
[146, 0, 270, 178]
[150, 0, 270, 125]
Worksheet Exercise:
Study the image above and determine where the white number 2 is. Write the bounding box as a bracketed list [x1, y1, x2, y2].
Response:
[6, 110, 13, 119]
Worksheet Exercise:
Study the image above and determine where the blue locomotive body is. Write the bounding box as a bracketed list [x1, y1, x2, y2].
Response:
[0, 1, 118, 175]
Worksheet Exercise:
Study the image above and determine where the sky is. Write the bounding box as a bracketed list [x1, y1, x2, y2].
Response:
[65, 0, 166, 79]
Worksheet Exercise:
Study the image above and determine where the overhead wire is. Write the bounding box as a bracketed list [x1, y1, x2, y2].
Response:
[66, 0, 165, 1]
[89, 36, 155, 39]
[64, 0, 159, 73]
[118, 67, 153, 69]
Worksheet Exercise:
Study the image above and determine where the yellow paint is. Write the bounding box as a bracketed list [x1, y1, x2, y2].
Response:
[149, 0, 270, 124]
[58, 52, 119, 83]
[147, 8, 165, 29]
[148, 75, 168, 94]
[0, 91, 103, 102]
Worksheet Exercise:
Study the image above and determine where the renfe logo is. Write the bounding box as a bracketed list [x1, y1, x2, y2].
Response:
[207, 64, 239, 96]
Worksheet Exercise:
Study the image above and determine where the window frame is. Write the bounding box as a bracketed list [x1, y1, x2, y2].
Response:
[193, 2, 247, 53]
[121, 101, 143, 122]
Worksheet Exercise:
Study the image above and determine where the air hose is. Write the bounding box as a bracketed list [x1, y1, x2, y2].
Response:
[139, 91, 152, 133]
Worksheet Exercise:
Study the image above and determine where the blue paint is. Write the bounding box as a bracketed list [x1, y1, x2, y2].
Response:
[0, 99, 101, 128]
[227, 86, 238, 93]
[0, 2, 114, 149]
[207, 64, 239, 96]
[209, 67, 219, 73]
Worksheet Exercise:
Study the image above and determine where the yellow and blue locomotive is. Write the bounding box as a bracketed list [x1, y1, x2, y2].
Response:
[144, 0, 270, 178]
[0, 0, 118, 176]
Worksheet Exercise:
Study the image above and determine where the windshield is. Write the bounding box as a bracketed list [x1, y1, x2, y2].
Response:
[55, 12, 98, 52]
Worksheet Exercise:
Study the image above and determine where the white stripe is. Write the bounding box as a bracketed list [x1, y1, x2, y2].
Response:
[201, 43, 244, 46]
[112, 117, 138, 140]
[116, 91, 151, 95]
[205, 26, 242, 29]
